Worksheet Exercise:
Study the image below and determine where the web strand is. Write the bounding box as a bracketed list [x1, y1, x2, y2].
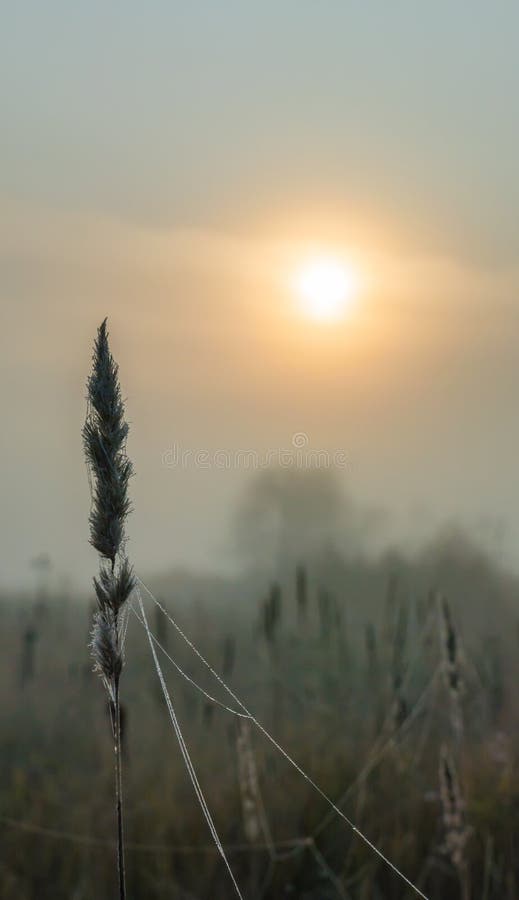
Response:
[0, 815, 309, 856]
[312, 669, 439, 839]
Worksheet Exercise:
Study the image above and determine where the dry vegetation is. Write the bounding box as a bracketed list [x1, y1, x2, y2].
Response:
[2, 537, 519, 899]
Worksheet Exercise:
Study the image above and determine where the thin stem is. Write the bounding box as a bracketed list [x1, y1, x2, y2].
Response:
[113, 678, 126, 900]
[460, 868, 470, 900]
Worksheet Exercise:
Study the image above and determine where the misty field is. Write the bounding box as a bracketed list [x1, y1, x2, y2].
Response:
[2, 537, 519, 899]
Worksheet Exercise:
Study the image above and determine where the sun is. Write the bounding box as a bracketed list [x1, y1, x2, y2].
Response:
[294, 256, 360, 322]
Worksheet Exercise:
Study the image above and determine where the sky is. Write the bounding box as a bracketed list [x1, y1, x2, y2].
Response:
[1, 2, 519, 588]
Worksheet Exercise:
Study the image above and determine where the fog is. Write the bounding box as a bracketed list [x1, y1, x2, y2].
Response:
[1, 3, 518, 589]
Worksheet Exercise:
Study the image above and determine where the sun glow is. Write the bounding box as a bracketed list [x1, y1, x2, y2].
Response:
[294, 256, 360, 322]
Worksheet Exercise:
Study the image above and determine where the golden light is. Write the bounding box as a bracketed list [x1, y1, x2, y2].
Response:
[294, 256, 360, 322]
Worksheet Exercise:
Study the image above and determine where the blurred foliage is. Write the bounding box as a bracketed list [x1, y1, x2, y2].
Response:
[1, 536, 519, 899]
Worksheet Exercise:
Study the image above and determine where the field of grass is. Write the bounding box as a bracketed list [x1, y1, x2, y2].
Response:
[2, 537, 519, 899]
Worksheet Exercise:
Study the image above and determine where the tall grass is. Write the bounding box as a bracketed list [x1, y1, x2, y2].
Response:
[2, 547, 519, 896]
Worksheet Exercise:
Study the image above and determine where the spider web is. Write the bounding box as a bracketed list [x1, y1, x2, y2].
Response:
[134, 576, 430, 900]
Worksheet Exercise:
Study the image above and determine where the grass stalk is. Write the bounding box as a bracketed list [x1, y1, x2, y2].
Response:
[83, 318, 135, 900]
